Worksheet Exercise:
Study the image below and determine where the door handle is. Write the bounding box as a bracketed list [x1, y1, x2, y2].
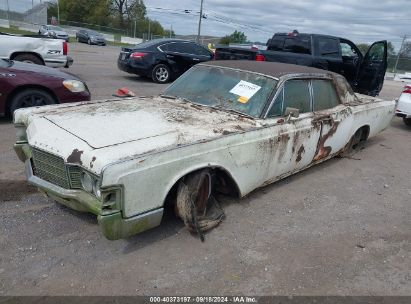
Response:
[192, 58, 200, 61]
[166, 55, 174, 58]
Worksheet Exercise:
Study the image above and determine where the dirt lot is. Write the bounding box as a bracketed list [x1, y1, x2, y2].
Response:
[0, 43, 410, 296]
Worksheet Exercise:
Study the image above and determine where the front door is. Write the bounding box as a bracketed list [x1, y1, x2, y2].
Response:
[356, 40, 387, 96]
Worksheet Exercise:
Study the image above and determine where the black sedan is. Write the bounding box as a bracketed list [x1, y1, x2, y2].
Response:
[76, 29, 106, 46]
[117, 38, 213, 83]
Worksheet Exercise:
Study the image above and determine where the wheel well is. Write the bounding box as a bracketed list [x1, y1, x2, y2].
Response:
[5, 85, 59, 117]
[163, 167, 240, 212]
[10, 52, 45, 65]
[356, 125, 370, 141]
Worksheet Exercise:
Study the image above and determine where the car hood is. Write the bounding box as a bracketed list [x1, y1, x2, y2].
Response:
[18, 97, 259, 173]
[10, 61, 79, 80]
[42, 97, 257, 149]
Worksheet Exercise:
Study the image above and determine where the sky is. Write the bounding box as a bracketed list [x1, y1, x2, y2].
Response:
[144, 0, 411, 51]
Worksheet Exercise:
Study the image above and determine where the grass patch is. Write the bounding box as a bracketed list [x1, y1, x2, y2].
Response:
[0, 26, 35, 36]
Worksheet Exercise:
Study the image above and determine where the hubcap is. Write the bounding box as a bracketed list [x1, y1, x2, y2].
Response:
[155, 67, 168, 82]
[19, 94, 47, 108]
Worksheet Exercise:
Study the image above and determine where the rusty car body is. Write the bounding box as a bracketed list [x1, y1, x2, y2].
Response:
[13, 61, 395, 240]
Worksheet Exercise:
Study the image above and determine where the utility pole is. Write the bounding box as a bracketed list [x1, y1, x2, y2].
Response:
[148, 19, 151, 40]
[6, 0, 9, 22]
[57, 0, 60, 24]
[134, 19, 137, 38]
[393, 35, 407, 74]
[197, 0, 204, 43]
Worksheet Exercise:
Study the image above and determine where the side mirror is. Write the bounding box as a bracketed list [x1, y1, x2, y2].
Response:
[284, 107, 300, 120]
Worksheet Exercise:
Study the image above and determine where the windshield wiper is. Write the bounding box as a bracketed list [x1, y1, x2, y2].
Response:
[211, 105, 254, 119]
[160, 94, 176, 100]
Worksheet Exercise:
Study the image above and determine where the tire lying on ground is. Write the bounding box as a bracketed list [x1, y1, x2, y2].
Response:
[175, 169, 225, 241]
[9, 88, 55, 116]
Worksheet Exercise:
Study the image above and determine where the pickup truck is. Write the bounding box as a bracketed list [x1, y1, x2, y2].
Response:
[0, 32, 73, 68]
[215, 31, 387, 97]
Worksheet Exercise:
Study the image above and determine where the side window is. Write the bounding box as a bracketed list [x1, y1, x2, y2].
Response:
[267, 88, 283, 117]
[283, 37, 311, 54]
[367, 43, 384, 61]
[267, 37, 285, 51]
[340, 42, 359, 58]
[283, 80, 311, 114]
[167, 43, 192, 54]
[312, 80, 340, 111]
[318, 38, 339, 58]
[180, 43, 195, 54]
[192, 44, 211, 56]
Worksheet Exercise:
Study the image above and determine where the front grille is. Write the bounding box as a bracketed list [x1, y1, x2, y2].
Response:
[31, 148, 70, 189]
[68, 166, 82, 189]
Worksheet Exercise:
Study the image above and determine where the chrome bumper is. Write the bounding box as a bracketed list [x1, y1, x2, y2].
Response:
[25, 160, 163, 240]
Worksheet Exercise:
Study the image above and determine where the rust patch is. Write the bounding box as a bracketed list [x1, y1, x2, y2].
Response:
[89, 156, 97, 168]
[313, 121, 340, 161]
[67, 149, 83, 165]
[296, 145, 305, 162]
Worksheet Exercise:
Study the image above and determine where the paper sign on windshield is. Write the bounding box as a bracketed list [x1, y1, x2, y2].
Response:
[230, 80, 261, 103]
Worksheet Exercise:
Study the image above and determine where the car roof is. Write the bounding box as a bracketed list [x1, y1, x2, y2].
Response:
[202, 60, 336, 78]
[150, 38, 195, 44]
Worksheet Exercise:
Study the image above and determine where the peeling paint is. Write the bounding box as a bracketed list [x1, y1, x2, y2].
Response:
[67, 149, 83, 165]
[296, 145, 305, 162]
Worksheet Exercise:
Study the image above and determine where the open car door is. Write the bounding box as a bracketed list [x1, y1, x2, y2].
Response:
[356, 40, 387, 97]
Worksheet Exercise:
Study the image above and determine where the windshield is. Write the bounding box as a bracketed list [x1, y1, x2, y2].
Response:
[163, 65, 277, 118]
[0, 59, 8, 67]
[88, 31, 100, 36]
[48, 26, 63, 31]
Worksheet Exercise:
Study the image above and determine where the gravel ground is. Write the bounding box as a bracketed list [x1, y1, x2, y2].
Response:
[0, 43, 410, 296]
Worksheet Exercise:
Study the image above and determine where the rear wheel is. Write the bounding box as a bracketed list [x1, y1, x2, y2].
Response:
[403, 117, 411, 127]
[9, 89, 55, 116]
[152, 64, 171, 83]
[13, 54, 43, 65]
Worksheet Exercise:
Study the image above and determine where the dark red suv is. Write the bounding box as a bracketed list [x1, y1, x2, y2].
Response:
[0, 59, 90, 117]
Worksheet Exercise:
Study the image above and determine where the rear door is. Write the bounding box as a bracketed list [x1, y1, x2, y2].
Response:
[310, 79, 353, 161]
[356, 40, 387, 96]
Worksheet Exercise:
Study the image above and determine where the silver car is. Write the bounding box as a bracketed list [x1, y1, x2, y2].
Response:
[39, 25, 69, 42]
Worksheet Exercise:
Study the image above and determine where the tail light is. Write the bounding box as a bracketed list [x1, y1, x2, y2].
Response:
[63, 41, 68, 55]
[130, 52, 147, 59]
[255, 54, 265, 61]
[402, 85, 411, 94]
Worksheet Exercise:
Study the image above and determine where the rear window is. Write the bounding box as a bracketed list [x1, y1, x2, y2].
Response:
[267, 36, 311, 54]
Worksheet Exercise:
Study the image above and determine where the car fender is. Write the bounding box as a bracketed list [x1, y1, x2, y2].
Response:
[102, 150, 243, 218]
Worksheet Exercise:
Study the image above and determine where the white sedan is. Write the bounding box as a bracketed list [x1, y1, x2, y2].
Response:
[395, 84, 411, 126]
[13, 61, 395, 240]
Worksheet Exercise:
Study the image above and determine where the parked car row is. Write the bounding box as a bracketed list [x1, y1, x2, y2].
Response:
[38, 25, 107, 46]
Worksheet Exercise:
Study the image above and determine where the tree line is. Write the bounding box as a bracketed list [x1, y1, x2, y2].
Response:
[47, 0, 174, 37]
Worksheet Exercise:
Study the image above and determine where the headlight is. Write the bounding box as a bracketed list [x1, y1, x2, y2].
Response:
[63, 80, 86, 93]
[80, 170, 102, 198]
[93, 179, 101, 198]
[81, 171, 94, 193]
[15, 124, 27, 143]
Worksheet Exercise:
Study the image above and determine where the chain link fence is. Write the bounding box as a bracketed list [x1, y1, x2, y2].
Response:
[0, 0, 47, 30]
